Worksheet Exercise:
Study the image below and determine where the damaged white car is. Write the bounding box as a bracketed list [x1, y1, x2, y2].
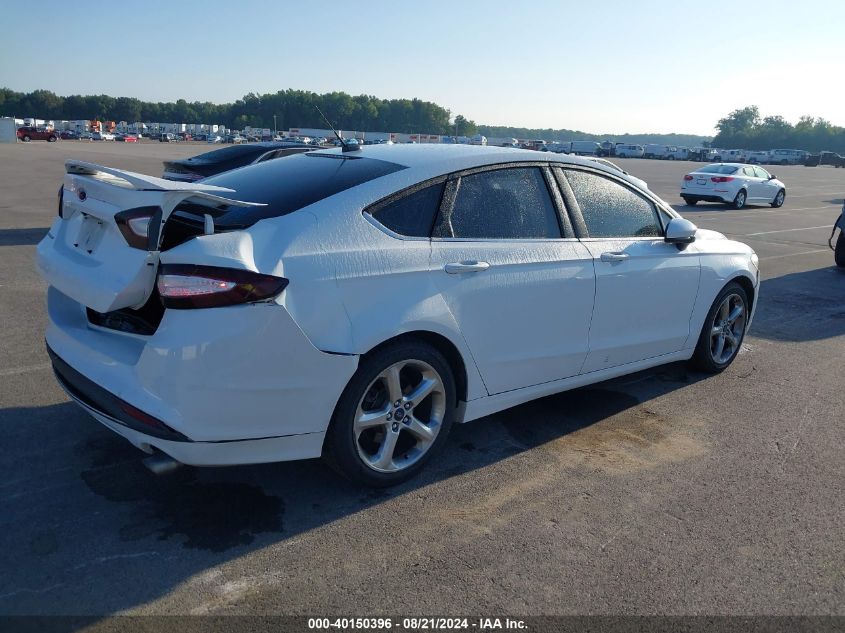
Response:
[38, 144, 759, 486]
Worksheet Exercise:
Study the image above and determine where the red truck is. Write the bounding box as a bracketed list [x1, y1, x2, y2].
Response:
[17, 126, 59, 142]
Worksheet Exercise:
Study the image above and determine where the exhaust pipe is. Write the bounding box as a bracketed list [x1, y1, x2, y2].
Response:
[143, 453, 183, 475]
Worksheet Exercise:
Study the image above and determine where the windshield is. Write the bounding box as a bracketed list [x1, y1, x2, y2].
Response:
[695, 165, 739, 175]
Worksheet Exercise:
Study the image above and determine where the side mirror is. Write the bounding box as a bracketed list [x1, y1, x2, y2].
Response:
[665, 217, 697, 250]
[768, 174, 776, 180]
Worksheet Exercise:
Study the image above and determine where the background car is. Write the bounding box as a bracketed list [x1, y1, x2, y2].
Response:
[161, 142, 315, 181]
[747, 150, 771, 164]
[615, 144, 644, 158]
[37, 145, 758, 487]
[60, 130, 79, 140]
[159, 133, 176, 142]
[115, 133, 138, 143]
[681, 163, 785, 209]
[770, 149, 808, 165]
[804, 151, 844, 167]
[91, 131, 115, 141]
[17, 126, 59, 142]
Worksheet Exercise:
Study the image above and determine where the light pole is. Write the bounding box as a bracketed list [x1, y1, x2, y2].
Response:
[273, 115, 277, 138]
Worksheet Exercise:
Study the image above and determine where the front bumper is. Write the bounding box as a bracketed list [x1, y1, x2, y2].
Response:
[45, 287, 359, 465]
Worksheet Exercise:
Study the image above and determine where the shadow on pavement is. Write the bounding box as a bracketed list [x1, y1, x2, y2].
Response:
[0, 227, 48, 247]
[1, 362, 705, 615]
[753, 266, 845, 342]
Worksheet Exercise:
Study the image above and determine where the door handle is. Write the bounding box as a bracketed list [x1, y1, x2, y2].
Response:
[600, 252, 630, 262]
[444, 260, 490, 274]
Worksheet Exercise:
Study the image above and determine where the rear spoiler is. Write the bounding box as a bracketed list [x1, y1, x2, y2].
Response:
[64, 160, 265, 208]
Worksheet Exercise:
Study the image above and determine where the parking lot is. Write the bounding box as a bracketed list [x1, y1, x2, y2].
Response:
[1, 142, 843, 617]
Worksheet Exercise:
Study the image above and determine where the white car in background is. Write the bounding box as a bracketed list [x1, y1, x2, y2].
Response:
[770, 149, 808, 165]
[37, 145, 759, 486]
[615, 144, 644, 158]
[747, 151, 771, 164]
[681, 163, 786, 209]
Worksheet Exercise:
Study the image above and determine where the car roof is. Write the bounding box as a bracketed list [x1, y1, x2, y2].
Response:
[308, 143, 621, 174]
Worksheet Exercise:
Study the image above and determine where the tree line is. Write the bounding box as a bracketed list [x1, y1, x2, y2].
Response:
[713, 106, 845, 153]
[0, 88, 458, 135]
[0, 87, 708, 144]
[3, 89, 842, 152]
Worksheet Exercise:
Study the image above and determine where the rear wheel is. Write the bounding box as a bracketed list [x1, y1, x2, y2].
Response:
[48, 135, 57, 142]
[835, 233, 845, 267]
[732, 189, 747, 209]
[780, 159, 788, 165]
[682, 196, 698, 206]
[324, 340, 456, 487]
[771, 189, 785, 208]
[690, 282, 749, 373]
[22, 135, 31, 142]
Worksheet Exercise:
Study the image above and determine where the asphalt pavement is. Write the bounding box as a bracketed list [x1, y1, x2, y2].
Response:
[0, 141, 842, 618]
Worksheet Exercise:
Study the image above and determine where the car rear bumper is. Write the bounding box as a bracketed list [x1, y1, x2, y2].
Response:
[45, 287, 359, 464]
[680, 186, 732, 202]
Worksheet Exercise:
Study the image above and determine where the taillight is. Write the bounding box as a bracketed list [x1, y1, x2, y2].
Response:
[711, 176, 734, 183]
[157, 264, 289, 309]
[57, 185, 64, 217]
[683, 175, 694, 181]
[115, 207, 158, 249]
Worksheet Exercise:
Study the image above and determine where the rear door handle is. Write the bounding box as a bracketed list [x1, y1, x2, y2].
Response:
[600, 252, 630, 262]
[444, 260, 490, 274]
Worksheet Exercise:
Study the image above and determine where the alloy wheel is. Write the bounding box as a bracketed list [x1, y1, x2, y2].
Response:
[710, 293, 746, 364]
[354, 359, 446, 473]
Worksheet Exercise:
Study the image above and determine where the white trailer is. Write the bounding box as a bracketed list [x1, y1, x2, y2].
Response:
[0, 117, 17, 143]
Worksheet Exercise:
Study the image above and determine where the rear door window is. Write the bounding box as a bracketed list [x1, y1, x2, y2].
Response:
[443, 167, 561, 240]
[563, 169, 662, 238]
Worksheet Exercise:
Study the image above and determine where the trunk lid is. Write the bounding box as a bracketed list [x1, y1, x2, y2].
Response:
[36, 160, 263, 313]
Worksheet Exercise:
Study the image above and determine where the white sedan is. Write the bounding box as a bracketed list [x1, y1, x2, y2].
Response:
[681, 163, 786, 209]
[37, 145, 759, 486]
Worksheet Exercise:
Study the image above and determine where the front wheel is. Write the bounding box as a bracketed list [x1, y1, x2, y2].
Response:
[771, 189, 785, 208]
[324, 340, 456, 487]
[22, 135, 31, 142]
[690, 282, 749, 373]
[835, 233, 845, 267]
[732, 189, 747, 209]
[48, 135, 57, 142]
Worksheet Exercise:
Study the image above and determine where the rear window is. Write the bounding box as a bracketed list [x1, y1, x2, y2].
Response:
[696, 165, 739, 175]
[201, 153, 407, 228]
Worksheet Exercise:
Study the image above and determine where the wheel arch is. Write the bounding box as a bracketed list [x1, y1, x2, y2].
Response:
[727, 272, 756, 315]
[361, 330, 470, 405]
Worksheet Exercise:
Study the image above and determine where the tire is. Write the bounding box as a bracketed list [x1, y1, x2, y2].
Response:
[732, 189, 747, 209]
[682, 196, 698, 206]
[780, 159, 788, 166]
[48, 135, 57, 142]
[690, 281, 750, 373]
[770, 189, 785, 208]
[668, 155, 675, 160]
[324, 340, 457, 487]
[22, 135, 31, 142]
[835, 233, 845, 268]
